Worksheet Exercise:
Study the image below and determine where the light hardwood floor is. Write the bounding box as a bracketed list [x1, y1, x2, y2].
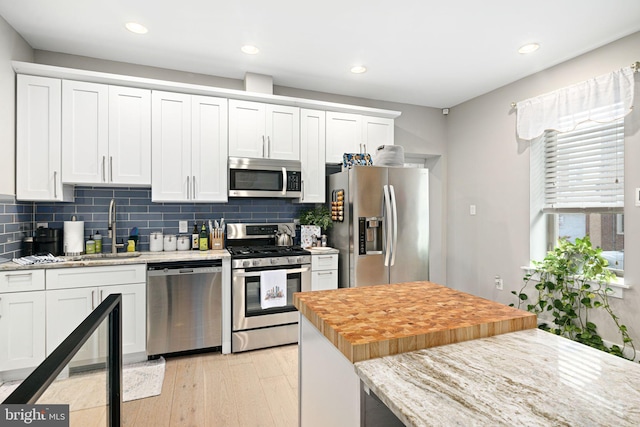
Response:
[122, 345, 299, 427]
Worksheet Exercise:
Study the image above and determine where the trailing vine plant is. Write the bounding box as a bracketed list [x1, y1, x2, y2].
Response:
[512, 236, 635, 360]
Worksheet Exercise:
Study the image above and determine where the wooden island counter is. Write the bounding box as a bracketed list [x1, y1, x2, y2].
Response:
[294, 281, 640, 426]
[293, 281, 537, 426]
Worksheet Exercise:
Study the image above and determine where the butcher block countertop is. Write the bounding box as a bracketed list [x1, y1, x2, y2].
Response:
[293, 281, 536, 363]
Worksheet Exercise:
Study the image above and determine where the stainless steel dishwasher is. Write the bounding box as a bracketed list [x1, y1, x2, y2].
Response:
[147, 260, 223, 356]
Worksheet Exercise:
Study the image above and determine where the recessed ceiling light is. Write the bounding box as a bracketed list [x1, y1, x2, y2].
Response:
[350, 65, 367, 74]
[125, 22, 148, 34]
[518, 43, 540, 54]
[241, 45, 260, 55]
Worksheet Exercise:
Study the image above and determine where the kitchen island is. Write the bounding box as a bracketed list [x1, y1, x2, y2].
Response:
[294, 281, 640, 426]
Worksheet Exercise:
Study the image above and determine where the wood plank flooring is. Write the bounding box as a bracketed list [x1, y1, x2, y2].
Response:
[122, 345, 299, 427]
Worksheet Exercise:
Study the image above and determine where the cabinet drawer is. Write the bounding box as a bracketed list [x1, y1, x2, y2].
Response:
[312, 254, 338, 271]
[46, 264, 146, 290]
[0, 270, 45, 293]
[311, 270, 338, 291]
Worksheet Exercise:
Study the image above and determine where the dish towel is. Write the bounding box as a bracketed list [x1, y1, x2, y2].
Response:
[260, 270, 287, 309]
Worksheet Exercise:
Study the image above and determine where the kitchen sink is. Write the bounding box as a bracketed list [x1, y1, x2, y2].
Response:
[73, 252, 142, 260]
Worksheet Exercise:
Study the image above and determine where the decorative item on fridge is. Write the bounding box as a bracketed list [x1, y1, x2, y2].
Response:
[331, 189, 345, 222]
[342, 152, 373, 169]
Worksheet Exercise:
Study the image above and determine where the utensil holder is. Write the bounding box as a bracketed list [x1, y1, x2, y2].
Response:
[210, 236, 224, 250]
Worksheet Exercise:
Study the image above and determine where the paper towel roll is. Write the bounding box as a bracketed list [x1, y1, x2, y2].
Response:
[63, 220, 85, 255]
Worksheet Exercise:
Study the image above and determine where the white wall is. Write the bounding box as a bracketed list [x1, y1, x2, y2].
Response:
[447, 31, 640, 347]
[0, 15, 33, 198]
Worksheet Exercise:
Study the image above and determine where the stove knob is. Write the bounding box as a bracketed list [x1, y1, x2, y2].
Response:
[271, 258, 279, 265]
[243, 260, 251, 268]
[252, 260, 261, 267]
[288, 257, 297, 264]
[297, 256, 305, 264]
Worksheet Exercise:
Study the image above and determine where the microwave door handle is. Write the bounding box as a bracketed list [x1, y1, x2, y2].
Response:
[389, 184, 398, 266]
[282, 167, 287, 196]
[383, 185, 392, 267]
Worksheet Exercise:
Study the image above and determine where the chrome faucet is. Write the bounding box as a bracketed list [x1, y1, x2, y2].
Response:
[108, 198, 124, 254]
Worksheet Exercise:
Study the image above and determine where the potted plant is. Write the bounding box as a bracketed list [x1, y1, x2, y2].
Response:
[298, 206, 332, 248]
[512, 236, 634, 359]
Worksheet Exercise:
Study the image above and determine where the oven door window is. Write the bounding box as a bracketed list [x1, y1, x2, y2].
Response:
[230, 169, 283, 191]
[245, 271, 301, 316]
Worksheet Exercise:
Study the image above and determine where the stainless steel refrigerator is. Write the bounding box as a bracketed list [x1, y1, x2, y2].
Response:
[328, 166, 429, 287]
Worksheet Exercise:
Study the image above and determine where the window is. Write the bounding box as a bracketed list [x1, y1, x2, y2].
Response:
[542, 118, 625, 274]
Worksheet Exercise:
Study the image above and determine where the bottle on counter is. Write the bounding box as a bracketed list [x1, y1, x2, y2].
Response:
[94, 230, 102, 253]
[199, 224, 208, 251]
[192, 222, 199, 250]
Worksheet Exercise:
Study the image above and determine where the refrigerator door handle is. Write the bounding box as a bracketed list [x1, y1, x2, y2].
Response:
[383, 185, 392, 267]
[389, 184, 398, 266]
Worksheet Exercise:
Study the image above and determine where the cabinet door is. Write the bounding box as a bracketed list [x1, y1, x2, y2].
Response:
[45, 288, 100, 366]
[99, 283, 146, 355]
[191, 95, 228, 202]
[62, 80, 109, 184]
[0, 291, 46, 371]
[16, 75, 74, 202]
[151, 91, 192, 202]
[266, 104, 300, 160]
[108, 86, 151, 185]
[228, 100, 266, 158]
[311, 270, 338, 291]
[299, 109, 326, 203]
[325, 112, 362, 163]
[362, 116, 394, 150]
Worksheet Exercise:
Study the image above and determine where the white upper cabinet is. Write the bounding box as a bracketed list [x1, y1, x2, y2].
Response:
[299, 109, 326, 203]
[325, 112, 394, 163]
[229, 100, 300, 160]
[62, 80, 151, 186]
[16, 75, 74, 201]
[152, 91, 228, 202]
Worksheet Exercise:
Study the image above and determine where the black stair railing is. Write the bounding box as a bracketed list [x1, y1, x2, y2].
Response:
[2, 293, 123, 426]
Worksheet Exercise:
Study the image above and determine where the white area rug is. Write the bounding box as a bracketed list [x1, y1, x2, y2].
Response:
[1, 357, 165, 404]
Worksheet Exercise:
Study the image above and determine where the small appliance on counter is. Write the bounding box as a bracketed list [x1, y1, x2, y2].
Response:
[34, 227, 64, 256]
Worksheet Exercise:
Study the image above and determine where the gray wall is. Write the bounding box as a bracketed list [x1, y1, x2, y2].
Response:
[447, 31, 640, 347]
[0, 14, 33, 198]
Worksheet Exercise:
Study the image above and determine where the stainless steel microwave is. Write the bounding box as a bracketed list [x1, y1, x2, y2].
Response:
[228, 157, 302, 198]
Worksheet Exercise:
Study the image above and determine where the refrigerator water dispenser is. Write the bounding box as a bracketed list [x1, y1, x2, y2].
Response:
[359, 217, 383, 255]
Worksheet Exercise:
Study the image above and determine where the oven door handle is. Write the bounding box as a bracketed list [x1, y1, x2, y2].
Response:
[234, 266, 310, 277]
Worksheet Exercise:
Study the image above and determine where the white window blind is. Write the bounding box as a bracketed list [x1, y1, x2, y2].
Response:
[544, 118, 624, 211]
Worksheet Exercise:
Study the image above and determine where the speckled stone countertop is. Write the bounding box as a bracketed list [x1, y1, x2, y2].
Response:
[355, 328, 640, 427]
[0, 249, 230, 271]
[293, 281, 536, 363]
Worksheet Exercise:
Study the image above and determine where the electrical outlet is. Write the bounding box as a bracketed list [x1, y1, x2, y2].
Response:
[470, 205, 476, 215]
[179, 220, 188, 233]
[494, 276, 504, 290]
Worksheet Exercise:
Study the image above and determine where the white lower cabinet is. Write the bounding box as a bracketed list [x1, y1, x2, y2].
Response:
[0, 290, 46, 373]
[45, 265, 147, 366]
[311, 254, 338, 291]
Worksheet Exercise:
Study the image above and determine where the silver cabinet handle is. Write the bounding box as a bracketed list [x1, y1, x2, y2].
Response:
[267, 136, 271, 158]
[262, 135, 266, 157]
[363, 144, 367, 153]
[0, 296, 2, 318]
[53, 171, 58, 198]
[100, 290, 104, 301]
[186, 176, 191, 200]
[317, 271, 333, 275]
[5, 272, 33, 279]
[109, 156, 113, 182]
[102, 156, 106, 182]
[192, 175, 196, 199]
[91, 290, 95, 310]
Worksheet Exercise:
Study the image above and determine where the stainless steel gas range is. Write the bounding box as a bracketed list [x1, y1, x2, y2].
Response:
[226, 223, 311, 352]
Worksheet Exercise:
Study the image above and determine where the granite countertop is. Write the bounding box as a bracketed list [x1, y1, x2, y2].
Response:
[355, 328, 640, 427]
[305, 247, 339, 255]
[293, 281, 536, 363]
[0, 249, 230, 271]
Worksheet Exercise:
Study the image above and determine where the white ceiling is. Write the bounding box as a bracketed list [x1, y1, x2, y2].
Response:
[1, 0, 639, 108]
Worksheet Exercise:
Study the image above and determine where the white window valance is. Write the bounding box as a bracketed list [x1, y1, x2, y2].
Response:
[516, 66, 635, 140]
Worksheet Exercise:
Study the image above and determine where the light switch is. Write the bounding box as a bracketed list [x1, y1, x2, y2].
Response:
[470, 205, 476, 215]
[179, 220, 188, 233]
